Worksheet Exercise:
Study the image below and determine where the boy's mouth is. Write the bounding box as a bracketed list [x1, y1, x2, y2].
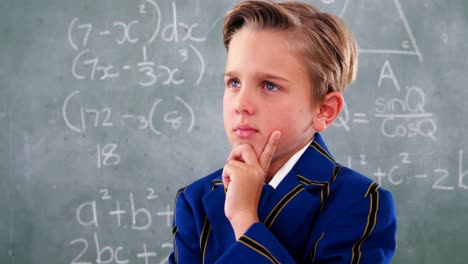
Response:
[234, 124, 258, 138]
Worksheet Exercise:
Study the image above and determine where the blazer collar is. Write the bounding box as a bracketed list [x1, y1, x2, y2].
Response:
[293, 132, 338, 183]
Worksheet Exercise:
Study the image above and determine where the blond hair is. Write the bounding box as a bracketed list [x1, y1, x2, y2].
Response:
[223, 0, 358, 102]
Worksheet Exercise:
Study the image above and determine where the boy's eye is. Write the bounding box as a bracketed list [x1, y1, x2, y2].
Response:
[227, 79, 241, 88]
[263, 81, 278, 91]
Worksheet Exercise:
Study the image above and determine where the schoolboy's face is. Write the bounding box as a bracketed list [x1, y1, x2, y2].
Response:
[223, 27, 320, 175]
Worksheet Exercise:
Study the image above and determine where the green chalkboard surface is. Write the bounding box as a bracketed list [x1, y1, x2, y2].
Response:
[1, 0, 468, 263]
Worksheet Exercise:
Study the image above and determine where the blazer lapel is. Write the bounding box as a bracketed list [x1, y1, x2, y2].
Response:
[202, 178, 235, 253]
[258, 133, 340, 256]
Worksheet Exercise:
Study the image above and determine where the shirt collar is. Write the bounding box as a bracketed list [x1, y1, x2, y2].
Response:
[268, 137, 314, 189]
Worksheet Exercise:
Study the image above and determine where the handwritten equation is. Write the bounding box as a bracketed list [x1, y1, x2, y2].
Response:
[69, 189, 174, 264]
[64, 1, 206, 169]
[333, 60, 437, 141]
[62, 90, 194, 135]
[344, 150, 468, 191]
[62, 89, 195, 168]
[68, 1, 206, 87]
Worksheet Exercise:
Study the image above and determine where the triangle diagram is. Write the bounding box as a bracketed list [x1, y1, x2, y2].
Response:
[338, 0, 423, 61]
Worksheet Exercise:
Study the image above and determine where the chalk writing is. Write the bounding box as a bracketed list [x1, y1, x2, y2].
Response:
[157, 205, 174, 228]
[354, 0, 423, 61]
[62, 6, 202, 262]
[375, 60, 437, 140]
[344, 150, 468, 191]
[70, 189, 173, 263]
[62, 90, 195, 135]
[333, 60, 437, 141]
[96, 144, 120, 169]
[68, 1, 206, 87]
[69, 233, 172, 264]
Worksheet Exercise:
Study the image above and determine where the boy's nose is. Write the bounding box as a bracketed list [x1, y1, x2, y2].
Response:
[234, 88, 256, 116]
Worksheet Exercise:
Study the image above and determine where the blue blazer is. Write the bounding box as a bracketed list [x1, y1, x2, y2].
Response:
[169, 133, 397, 263]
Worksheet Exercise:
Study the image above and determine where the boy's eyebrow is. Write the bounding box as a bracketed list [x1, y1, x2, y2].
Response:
[224, 71, 236, 77]
[224, 71, 290, 83]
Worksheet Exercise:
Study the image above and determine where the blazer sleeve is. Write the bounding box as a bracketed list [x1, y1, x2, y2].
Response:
[169, 188, 202, 264]
[309, 184, 397, 264]
[215, 222, 296, 263]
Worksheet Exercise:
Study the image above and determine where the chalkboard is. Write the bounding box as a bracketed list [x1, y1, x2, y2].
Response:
[1, 0, 467, 263]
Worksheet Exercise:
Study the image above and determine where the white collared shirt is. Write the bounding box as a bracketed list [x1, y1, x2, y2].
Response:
[268, 138, 314, 189]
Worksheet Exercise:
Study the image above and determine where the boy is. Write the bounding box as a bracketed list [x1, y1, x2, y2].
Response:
[169, 1, 397, 263]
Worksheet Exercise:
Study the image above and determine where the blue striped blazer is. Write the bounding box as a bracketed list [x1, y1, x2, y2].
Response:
[169, 133, 397, 263]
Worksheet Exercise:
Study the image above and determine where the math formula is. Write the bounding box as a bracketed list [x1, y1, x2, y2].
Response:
[62, 90, 194, 135]
[69, 189, 174, 264]
[344, 150, 468, 191]
[68, 1, 206, 87]
[62, 1, 206, 169]
[333, 60, 438, 141]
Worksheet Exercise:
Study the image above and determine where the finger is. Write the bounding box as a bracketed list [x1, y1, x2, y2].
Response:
[259, 130, 281, 171]
[226, 151, 239, 162]
[227, 146, 242, 162]
[222, 162, 244, 189]
[222, 164, 232, 189]
[227, 159, 252, 171]
[227, 144, 258, 165]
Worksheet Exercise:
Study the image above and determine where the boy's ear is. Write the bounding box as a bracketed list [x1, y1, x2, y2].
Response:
[312, 91, 344, 132]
